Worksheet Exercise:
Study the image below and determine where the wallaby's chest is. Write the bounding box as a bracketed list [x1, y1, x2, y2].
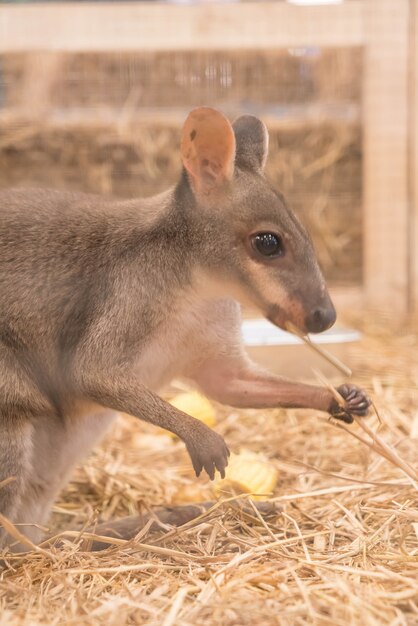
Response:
[132, 297, 237, 391]
[133, 302, 205, 390]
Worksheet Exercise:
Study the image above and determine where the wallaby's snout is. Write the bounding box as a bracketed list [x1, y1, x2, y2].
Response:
[180, 107, 337, 336]
[304, 299, 337, 334]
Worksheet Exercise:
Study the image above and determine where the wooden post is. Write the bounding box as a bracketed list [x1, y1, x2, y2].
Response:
[0, 2, 364, 52]
[409, 0, 418, 317]
[17, 52, 63, 118]
[363, 0, 410, 315]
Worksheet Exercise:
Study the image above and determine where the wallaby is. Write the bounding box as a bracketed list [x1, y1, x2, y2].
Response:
[0, 107, 370, 551]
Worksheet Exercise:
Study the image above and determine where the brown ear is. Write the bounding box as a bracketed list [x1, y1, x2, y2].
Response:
[233, 115, 269, 172]
[181, 107, 236, 196]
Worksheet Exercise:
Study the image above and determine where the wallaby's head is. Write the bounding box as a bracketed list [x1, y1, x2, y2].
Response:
[180, 107, 336, 335]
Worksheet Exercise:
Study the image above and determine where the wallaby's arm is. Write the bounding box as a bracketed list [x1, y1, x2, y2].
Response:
[77, 368, 229, 479]
[193, 355, 368, 423]
[184, 300, 369, 423]
[195, 356, 331, 409]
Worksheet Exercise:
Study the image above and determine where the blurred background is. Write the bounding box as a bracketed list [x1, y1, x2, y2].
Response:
[0, 0, 417, 323]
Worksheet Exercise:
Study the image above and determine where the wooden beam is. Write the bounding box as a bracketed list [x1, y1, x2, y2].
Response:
[0, 1, 365, 53]
[409, 0, 418, 316]
[363, 0, 410, 315]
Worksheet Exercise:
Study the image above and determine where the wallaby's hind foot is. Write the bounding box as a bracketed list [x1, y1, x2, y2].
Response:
[45, 500, 280, 552]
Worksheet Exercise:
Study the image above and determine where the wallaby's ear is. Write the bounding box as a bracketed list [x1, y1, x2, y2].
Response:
[232, 115, 269, 172]
[181, 107, 236, 196]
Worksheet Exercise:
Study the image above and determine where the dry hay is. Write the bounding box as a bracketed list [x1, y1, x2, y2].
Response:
[0, 115, 362, 285]
[1, 318, 418, 626]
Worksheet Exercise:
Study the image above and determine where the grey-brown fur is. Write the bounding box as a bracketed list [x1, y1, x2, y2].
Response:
[0, 108, 369, 550]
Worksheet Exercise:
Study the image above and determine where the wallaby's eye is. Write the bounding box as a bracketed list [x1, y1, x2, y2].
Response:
[251, 233, 285, 258]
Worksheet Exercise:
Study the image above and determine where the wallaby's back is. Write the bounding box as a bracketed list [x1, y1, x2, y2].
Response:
[0, 187, 193, 414]
[0, 186, 189, 338]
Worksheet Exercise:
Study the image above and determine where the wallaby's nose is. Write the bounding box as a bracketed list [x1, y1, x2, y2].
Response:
[305, 305, 336, 334]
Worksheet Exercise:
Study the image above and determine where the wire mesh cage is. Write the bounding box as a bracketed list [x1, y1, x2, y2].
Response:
[0, 47, 362, 285]
[0, 0, 417, 314]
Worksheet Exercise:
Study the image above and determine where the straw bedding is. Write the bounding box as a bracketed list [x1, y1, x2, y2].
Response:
[1, 318, 417, 626]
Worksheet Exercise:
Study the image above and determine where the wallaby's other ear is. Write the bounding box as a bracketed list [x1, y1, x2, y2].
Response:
[181, 107, 236, 196]
[233, 115, 269, 172]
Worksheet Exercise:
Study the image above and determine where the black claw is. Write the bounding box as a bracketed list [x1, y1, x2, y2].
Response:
[332, 384, 371, 424]
[350, 395, 366, 403]
[205, 461, 215, 481]
[334, 411, 353, 424]
[352, 403, 369, 412]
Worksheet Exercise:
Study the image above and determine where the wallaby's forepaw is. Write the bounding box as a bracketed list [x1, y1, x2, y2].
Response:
[186, 428, 230, 481]
[329, 384, 371, 424]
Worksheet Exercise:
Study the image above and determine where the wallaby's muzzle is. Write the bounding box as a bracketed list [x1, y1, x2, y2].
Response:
[267, 294, 336, 336]
[304, 301, 336, 334]
[264, 281, 336, 335]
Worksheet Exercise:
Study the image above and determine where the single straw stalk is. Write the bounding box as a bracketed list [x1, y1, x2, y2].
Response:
[284, 320, 418, 487]
[285, 321, 352, 377]
[313, 370, 418, 489]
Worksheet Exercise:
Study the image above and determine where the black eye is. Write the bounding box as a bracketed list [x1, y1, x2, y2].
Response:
[252, 232, 285, 258]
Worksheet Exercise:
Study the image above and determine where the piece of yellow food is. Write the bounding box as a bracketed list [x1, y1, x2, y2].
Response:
[214, 451, 278, 500]
[174, 482, 212, 503]
[168, 391, 217, 429]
